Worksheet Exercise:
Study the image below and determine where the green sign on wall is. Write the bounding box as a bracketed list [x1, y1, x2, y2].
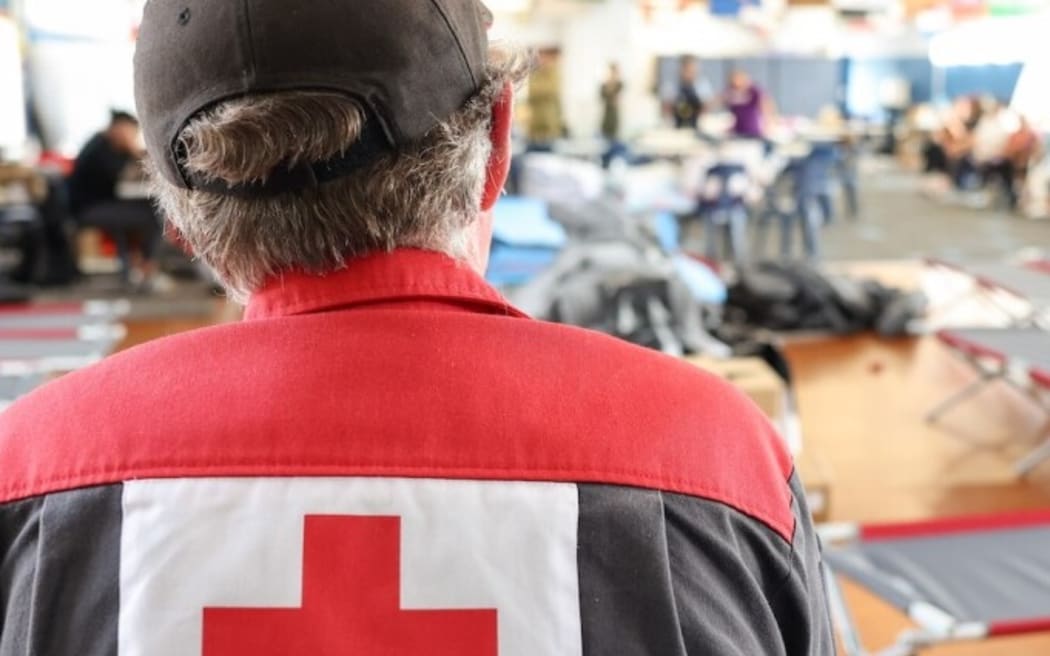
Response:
[988, 0, 1047, 14]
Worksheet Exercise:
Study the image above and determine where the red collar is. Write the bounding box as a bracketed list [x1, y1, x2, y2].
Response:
[245, 249, 528, 321]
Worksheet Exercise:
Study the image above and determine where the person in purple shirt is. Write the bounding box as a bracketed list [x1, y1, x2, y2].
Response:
[725, 70, 775, 139]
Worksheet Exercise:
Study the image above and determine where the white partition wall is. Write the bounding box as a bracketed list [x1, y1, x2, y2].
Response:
[0, 14, 26, 160]
[22, 0, 142, 154]
[1009, 12, 1050, 130]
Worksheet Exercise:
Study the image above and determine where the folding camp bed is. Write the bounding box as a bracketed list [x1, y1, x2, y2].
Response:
[0, 324, 126, 376]
[821, 511, 1050, 655]
[925, 259, 1050, 327]
[929, 328, 1050, 475]
[0, 299, 130, 329]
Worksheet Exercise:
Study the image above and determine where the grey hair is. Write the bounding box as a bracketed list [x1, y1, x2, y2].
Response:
[151, 49, 529, 301]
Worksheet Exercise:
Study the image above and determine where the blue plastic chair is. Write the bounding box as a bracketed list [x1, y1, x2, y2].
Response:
[780, 144, 839, 261]
[697, 163, 749, 265]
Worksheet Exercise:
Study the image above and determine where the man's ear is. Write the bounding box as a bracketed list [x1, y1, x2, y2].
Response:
[481, 83, 514, 212]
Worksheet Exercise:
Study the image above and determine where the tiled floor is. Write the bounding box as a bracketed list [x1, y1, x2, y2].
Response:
[821, 159, 1048, 264]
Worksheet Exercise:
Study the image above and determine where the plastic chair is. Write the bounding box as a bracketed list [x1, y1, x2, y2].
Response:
[837, 140, 861, 219]
[777, 144, 839, 261]
[754, 166, 795, 259]
[696, 163, 749, 265]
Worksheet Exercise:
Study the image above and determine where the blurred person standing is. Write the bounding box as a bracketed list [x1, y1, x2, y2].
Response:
[670, 56, 712, 130]
[69, 110, 164, 290]
[599, 62, 623, 141]
[526, 48, 564, 149]
[725, 69, 774, 140]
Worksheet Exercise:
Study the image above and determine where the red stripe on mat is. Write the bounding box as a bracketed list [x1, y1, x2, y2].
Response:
[1025, 260, 1050, 276]
[989, 617, 1050, 637]
[923, 257, 962, 272]
[0, 328, 81, 340]
[861, 510, 1050, 541]
[973, 274, 1027, 300]
[0, 303, 84, 317]
[936, 330, 1007, 363]
[927, 258, 1040, 299]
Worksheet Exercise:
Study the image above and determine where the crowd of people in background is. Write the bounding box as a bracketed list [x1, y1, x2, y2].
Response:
[525, 53, 779, 151]
[664, 57, 777, 140]
[524, 53, 1045, 222]
[4, 51, 1050, 297]
[922, 95, 1043, 212]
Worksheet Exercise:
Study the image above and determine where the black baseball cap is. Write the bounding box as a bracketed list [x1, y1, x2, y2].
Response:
[134, 0, 493, 197]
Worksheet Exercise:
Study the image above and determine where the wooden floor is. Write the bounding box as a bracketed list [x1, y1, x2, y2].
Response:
[118, 308, 1050, 655]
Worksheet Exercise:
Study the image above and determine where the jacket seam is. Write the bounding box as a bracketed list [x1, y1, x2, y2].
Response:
[767, 471, 803, 603]
[24, 496, 45, 656]
[658, 490, 692, 656]
[0, 466, 795, 543]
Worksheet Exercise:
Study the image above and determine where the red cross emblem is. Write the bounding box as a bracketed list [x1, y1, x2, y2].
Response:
[203, 515, 498, 655]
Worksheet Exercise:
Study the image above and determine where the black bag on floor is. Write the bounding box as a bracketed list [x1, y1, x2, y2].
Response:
[727, 261, 924, 336]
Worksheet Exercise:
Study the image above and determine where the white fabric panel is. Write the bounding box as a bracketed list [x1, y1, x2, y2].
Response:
[120, 478, 582, 656]
[0, 17, 25, 159]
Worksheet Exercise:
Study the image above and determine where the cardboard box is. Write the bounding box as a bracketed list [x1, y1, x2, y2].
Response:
[796, 448, 833, 523]
[685, 356, 785, 421]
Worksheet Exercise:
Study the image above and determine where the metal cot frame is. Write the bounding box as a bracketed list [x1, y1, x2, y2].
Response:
[0, 325, 126, 376]
[923, 259, 1050, 328]
[928, 328, 1050, 475]
[0, 300, 130, 329]
[822, 512, 1050, 655]
[0, 302, 128, 406]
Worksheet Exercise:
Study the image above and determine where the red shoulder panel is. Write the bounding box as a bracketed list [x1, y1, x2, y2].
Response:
[0, 311, 795, 541]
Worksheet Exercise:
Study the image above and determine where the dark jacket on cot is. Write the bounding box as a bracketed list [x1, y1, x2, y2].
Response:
[68, 133, 131, 214]
[0, 249, 835, 656]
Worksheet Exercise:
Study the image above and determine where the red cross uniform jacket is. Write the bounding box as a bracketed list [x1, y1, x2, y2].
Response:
[0, 249, 833, 656]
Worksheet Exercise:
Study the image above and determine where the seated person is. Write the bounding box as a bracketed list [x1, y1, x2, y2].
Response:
[69, 110, 163, 289]
[1023, 144, 1050, 218]
[945, 97, 983, 188]
[1016, 126, 1050, 218]
[965, 101, 1037, 210]
[923, 97, 982, 193]
[1004, 114, 1042, 206]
